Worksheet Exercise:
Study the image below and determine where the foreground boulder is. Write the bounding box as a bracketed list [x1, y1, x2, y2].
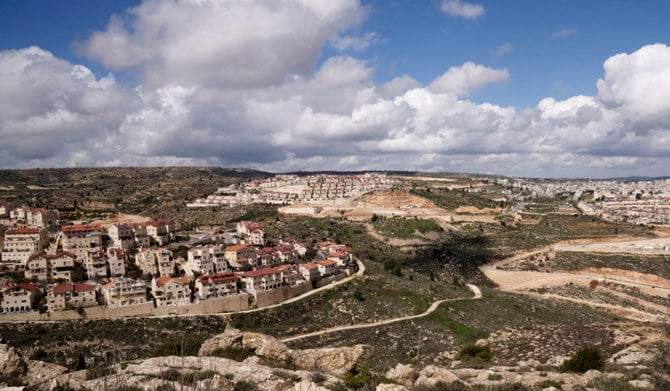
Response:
[0, 343, 27, 378]
[290, 345, 366, 377]
[198, 326, 244, 356]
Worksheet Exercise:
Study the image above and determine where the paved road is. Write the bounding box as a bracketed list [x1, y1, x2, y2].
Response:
[281, 283, 482, 343]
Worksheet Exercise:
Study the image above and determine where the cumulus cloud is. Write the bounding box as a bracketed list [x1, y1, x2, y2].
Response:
[429, 62, 510, 96]
[439, 0, 485, 20]
[80, 0, 367, 88]
[0, 46, 129, 167]
[5, 0, 670, 177]
[597, 43, 670, 128]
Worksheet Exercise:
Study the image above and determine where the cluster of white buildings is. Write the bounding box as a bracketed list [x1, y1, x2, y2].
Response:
[0, 200, 355, 314]
[187, 173, 398, 207]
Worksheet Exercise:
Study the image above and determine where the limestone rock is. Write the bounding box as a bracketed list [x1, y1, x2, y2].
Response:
[0, 343, 26, 378]
[385, 364, 416, 386]
[415, 365, 460, 386]
[294, 380, 330, 391]
[376, 383, 408, 391]
[24, 360, 68, 391]
[243, 332, 290, 363]
[291, 345, 366, 378]
[628, 379, 655, 389]
[199, 327, 243, 356]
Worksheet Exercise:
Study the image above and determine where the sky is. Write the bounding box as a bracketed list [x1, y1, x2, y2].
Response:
[1, 0, 669, 178]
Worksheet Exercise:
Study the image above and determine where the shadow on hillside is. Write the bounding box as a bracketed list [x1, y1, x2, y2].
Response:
[403, 230, 500, 287]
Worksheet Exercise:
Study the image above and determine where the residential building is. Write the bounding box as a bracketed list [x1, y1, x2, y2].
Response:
[47, 283, 96, 312]
[84, 250, 108, 279]
[236, 221, 265, 246]
[187, 246, 216, 275]
[135, 247, 174, 277]
[102, 278, 147, 307]
[107, 248, 127, 277]
[61, 224, 102, 260]
[143, 220, 174, 245]
[298, 263, 319, 282]
[151, 276, 191, 307]
[195, 273, 238, 301]
[224, 244, 256, 269]
[315, 259, 337, 276]
[106, 224, 135, 249]
[25, 252, 76, 282]
[1, 227, 49, 265]
[239, 268, 283, 292]
[1, 283, 42, 313]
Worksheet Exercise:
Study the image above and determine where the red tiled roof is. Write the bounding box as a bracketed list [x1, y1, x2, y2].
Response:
[4, 283, 39, 293]
[225, 244, 251, 252]
[316, 260, 337, 267]
[241, 268, 281, 278]
[52, 283, 94, 294]
[155, 276, 189, 285]
[28, 252, 75, 261]
[198, 273, 237, 284]
[6, 227, 42, 235]
[61, 224, 95, 233]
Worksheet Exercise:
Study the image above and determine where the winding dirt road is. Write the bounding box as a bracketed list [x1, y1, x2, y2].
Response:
[281, 284, 482, 343]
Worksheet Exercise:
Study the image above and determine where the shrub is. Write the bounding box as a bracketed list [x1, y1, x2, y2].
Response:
[488, 373, 503, 381]
[456, 343, 492, 362]
[234, 380, 259, 391]
[85, 365, 117, 380]
[310, 372, 327, 385]
[52, 383, 74, 391]
[562, 346, 604, 373]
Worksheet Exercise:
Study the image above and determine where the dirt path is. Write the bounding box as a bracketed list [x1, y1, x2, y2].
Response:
[281, 284, 481, 343]
[480, 242, 669, 323]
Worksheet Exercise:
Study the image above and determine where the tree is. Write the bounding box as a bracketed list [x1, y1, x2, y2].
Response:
[562, 346, 604, 373]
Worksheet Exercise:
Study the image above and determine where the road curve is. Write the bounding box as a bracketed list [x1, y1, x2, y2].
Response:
[281, 283, 482, 343]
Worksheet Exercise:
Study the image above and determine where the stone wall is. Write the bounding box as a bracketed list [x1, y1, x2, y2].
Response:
[255, 284, 312, 308]
[0, 294, 250, 322]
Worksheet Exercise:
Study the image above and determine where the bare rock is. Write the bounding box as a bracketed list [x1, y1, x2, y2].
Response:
[24, 360, 68, 391]
[544, 355, 568, 367]
[243, 332, 290, 363]
[199, 326, 243, 356]
[294, 380, 330, 391]
[415, 365, 460, 386]
[291, 345, 366, 378]
[385, 363, 416, 386]
[0, 343, 26, 378]
[376, 383, 408, 391]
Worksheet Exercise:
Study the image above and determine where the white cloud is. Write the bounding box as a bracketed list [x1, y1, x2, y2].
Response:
[6, 1, 670, 178]
[439, 0, 485, 20]
[331, 32, 378, 52]
[597, 43, 670, 128]
[552, 28, 577, 39]
[80, 0, 367, 88]
[429, 62, 509, 96]
[0, 47, 129, 167]
[492, 43, 512, 58]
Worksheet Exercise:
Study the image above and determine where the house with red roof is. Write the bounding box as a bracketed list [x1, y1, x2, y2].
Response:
[236, 221, 265, 246]
[151, 276, 191, 307]
[47, 283, 96, 312]
[224, 244, 257, 269]
[61, 224, 102, 260]
[1, 283, 42, 313]
[195, 273, 238, 301]
[25, 252, 76, 282]
[239, 268, 282, 292]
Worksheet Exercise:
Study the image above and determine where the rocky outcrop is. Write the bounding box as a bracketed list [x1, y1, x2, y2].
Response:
[290, 345, 366, 377]
[385, 363, 416, 386]
[243, 332, 290, 363]
[376, 384, 408, 391]
[198, 326, 244, 356]
[199, 328, 291, 364]
[0, 343, 27, 378]
[415, 365, 460, 386]
[24, 360, 68, 391]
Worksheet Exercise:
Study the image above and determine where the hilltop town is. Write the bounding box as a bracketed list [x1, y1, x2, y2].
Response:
[0, 169, 668, 391]
[0, 203, 355, 319]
